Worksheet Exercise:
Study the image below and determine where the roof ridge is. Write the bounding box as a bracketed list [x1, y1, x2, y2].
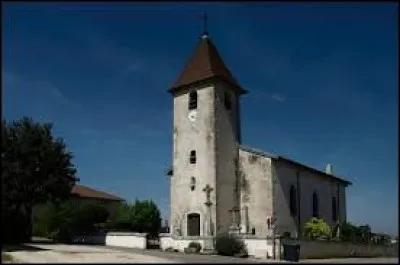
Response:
[206, 38, 237, 82]
[73, 184, 124, 201]
[169, 35, 246, 94]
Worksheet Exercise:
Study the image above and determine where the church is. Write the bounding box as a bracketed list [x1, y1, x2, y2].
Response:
[165, 27, 351, 241]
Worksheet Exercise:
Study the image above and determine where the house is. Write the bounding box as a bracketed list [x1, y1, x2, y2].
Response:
[33, 184, 124, 218]
[70, 184, 124, 213]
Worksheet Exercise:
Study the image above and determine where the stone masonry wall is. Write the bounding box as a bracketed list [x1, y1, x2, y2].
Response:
[238, 148, 274, 237]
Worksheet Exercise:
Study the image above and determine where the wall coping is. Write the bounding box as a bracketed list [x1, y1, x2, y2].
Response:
[239, 235, 276, 240]
[171, 236, 215, 240]
[281, 238, 397, 249]
[105, 232, 148, 237]
[161, 235, 276, 240]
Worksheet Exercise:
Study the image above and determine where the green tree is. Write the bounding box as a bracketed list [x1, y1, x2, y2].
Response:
[131, 199, 161, 235]
[107, 203, 136, 231]
[74, 203, 110, 234]
[358, 225, 372, 244]
[34, 201, 109, 243]
[337, 221, 355, 242]
[107, 199, 161, 235]
[1, 117, 78, 242]
[303, 218, 332, 240]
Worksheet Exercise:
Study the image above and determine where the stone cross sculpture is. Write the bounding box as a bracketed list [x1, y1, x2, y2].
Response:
[203, 184, 214, 236]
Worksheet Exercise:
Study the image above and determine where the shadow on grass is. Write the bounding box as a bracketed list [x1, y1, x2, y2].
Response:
[1, 252, 14, 262]
[2, 244, 49, 252]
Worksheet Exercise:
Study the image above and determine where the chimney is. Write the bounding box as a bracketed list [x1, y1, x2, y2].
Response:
[326, 163, 333, 175]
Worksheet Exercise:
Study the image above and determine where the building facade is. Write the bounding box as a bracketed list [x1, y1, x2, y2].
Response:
[166, 31, 351, 239]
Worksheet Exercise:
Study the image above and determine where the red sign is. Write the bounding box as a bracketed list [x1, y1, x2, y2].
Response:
[267, 216, 277, 229]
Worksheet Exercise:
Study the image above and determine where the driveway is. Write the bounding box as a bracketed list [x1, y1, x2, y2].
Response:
[4, 244, 180, 263]
[98, 245, 268, 263]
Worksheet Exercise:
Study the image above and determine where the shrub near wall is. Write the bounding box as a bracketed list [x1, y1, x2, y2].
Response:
[215, 234, 248, 257]
[294, 218, 398, 259]
[293, 239, 399, 259]
[303, 218, 331, 240]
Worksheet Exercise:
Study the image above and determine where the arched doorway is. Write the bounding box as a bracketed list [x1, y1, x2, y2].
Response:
[187, 213, 200, 236]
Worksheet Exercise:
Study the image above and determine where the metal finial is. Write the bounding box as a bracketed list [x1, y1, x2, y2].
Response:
[201, 12, 209, 38]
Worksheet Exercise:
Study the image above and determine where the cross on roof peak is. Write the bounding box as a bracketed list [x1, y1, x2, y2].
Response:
[201, 12, 209, 38]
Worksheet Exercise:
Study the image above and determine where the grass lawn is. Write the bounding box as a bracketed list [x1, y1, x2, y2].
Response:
[1, 252, 14, 263]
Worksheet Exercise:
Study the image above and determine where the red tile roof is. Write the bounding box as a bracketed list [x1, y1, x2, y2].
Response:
[71, 184, 124, 201]
[169, 35, 247, 94]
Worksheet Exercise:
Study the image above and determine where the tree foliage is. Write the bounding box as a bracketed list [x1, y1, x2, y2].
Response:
[335, 221, 373, 244]
[33, 201, 109, 243]
[303, 218, 331, 240]
[1, 117, 78, 242]
[107, 199, 161, 235]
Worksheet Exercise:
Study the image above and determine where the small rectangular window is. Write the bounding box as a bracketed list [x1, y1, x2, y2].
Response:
[224, 92, 231, 110]
[189, 91, 198, 110]
[332, 197, 338, 222]
[190, 150, 196, 164]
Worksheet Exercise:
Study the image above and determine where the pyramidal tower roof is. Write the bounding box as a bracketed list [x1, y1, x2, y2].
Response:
[169, 33, 247, 94]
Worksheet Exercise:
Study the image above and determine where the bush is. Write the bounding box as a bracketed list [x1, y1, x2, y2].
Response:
[303, 218, 331, 240]
[188, 241, 202, 252]
[215, 234, 247, 257]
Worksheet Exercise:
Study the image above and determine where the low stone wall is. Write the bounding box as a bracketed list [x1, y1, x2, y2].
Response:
[84, 232, 148, 249]
[159, 234, 214, 252]
[159, 234, 277, 258]
[160, 235, 397, 260]
[241, 235, 276, 259]
[282, 239, 398, 259]
[159, 233, 174, 250]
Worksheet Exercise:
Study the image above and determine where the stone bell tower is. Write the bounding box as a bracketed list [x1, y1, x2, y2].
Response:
[167, 25, 247, 237]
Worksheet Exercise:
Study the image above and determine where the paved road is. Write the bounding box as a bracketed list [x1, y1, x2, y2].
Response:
[6, 244, 269, 263]
[5, 243, 398, 264]
[99, 245, 267, 263]
[97, 245, 399, 264]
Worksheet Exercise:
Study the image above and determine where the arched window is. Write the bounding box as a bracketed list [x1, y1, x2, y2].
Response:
[289, 185, 297, 216]
[332, 197, 338, 222]
[188, 91, 197, 110]
[187, 213, 200, 236]
[312, 191, 319, 218]
[189, 150, 196, 164]
[224, 92, 231, 110]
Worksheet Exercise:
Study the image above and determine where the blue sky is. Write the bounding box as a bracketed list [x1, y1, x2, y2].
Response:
[2, 3, 398, 235]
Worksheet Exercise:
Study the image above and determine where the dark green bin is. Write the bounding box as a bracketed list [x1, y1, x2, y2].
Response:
[282, 243, 300, 262]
